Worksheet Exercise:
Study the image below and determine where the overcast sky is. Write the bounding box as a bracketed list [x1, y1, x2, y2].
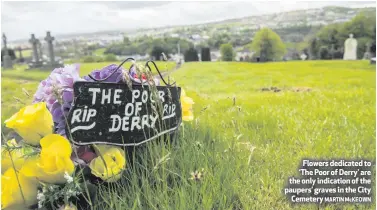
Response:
[1, 1, 376, 41]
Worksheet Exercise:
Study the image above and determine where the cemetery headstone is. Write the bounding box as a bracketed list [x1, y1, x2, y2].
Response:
[300, 53, 307, 60]
[28, 32, 63, 70]
[45, 31, 56, 66]
[343, 34, 357, 60]
[184, 48, 199, 62]
[65, 81, 182, 146]
[2, 33, 13, 69]
[201, 48, 211, 61]
[363, 43, 372, 60]
[29, 34, 41, 64]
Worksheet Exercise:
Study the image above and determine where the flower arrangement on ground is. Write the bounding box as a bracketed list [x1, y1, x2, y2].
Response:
[1, 62, 194, 210]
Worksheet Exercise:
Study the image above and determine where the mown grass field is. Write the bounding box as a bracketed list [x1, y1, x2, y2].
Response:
[1, 60, 375, 209]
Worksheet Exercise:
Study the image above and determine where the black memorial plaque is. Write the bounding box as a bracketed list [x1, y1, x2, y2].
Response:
[65, 81, 182, 146]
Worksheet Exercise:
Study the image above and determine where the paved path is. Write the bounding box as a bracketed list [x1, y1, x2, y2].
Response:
[154, 62, 182, 82]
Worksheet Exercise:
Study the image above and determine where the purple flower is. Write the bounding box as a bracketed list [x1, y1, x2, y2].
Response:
[84, 64, 125, 83]
[84, 64, 160, 85]
[33, 64, 82, 136]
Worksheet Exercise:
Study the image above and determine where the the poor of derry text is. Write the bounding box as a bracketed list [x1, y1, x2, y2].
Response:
[70, 88, 177, 132]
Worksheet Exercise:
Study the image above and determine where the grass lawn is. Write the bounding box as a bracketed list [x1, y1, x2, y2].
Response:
[21, 49, 33, 58]
[1, 60, 375, 209]
[1, 61, 176, 82]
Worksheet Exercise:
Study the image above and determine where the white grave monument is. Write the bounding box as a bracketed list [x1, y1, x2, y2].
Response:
[300, 54, 307, 60]
[343, 34, 357, 60]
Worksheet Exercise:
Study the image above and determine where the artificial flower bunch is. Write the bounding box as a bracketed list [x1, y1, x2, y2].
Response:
[1, 62, 194, 210]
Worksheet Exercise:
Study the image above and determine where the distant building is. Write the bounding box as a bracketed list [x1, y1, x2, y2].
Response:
[347, 10, 356, 15]
[236, 49, 254, 61]
[191, 34, 201, 40]
[211, 50, 221, 61]
[309, 20, 327, 26]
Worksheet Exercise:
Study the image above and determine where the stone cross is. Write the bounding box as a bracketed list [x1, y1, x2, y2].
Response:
[29, 34, 40, 62]
[300, 53, 307, 60]
[2, 33, 8, 55]
[45, 31, 55, 65]
[2, 33, 13, 68]
[363, 43, 371, 60]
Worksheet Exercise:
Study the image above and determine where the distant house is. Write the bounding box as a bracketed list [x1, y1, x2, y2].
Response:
[191, 34, 201, 40]
[236, 49, 255, 61]
[171, 33, 179, 38]
[309, 20, 327, 26]
[211, 50, 221, 61]
[327, 11, 336, 16]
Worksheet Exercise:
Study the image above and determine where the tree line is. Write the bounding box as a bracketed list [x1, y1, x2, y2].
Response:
[104, 36, 194, 58]
[306, 12, 376, 60]
[217, 11, 376, 62]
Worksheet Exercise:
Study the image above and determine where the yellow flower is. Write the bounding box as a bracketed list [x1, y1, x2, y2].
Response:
[59, 203, 78, 210]
[89, 146, 126, 182]
[39, 134, 72, 157]
[1, 168, 38, 210]
[180, 89, 194, 121]
[1, 139, 25, 173]
[21, 134, 75, 184]
[4, 102, 53, 145]
[92, 144, 114, 155]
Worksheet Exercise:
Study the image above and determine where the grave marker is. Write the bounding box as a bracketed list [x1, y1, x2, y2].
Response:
[2, 33, 13, 69]
[363, 43, 372, 60]
[29, 34, 40, 62]
[45, 31, 56, 66]
[343, 34, 358, 60]
[300, 54, 307, 60]
[66, 81, 182, 146]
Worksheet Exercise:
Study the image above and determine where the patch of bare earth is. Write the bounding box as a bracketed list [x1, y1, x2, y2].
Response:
[260, 86, 312, 93]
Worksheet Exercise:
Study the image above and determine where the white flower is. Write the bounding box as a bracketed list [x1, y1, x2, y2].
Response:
[64, 171, 74, 183]
[37, 190, 45, 209]
[49, 186, 55, 191]
[38, 201, 43, 209]
[37, 190, 45, 202]
[67, 189, 73, 196]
